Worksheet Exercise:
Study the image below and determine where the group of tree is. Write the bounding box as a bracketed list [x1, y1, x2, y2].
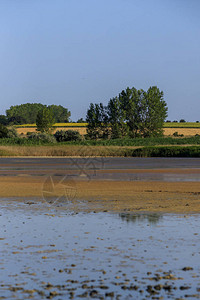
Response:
[0, 103, 71, 125]
[86, 86, 168, 139]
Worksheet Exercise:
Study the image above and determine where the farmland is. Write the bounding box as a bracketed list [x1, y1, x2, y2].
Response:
[15, 122, 200, 137]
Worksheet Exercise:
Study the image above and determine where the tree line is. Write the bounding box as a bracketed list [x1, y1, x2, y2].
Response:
[86, 86, 168, 139]
[0, 86, 168, 138]
[0, 103, 71, 125]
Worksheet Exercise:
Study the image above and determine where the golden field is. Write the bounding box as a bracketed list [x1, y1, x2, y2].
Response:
[16, 126, 87, 135]
[16, 126, 200, 137]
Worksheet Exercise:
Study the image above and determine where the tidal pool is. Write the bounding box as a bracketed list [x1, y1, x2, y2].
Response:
[0, 199, 200, 299]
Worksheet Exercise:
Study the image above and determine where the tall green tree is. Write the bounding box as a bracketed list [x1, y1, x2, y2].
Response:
[36, 107, 55, 133]
[139, 86, 168, 137]
[0, 115, 8, 125]
[86, 86, 168, 139]
[86, 103, 108, 139]
[6, 103, 71, 125]
[107, 97, 128, 138]
[6, 103, 45, 124]
[48, 105, 71, 123]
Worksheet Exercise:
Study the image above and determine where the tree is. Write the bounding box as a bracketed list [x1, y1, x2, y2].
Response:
[48, 105, 71, 123]
[86, 103, 108, 139]
[36, 107, 55, 133]
[0, 124, 9, 138]
[107, 97, 128, 138]
[6, 103, 45, 124]
[0, 115, 8, 125]
[6, 103, 71, 125]
[119, 87, 144, 137]
[77, 118, 86, 123]
[139, 86, 168, 137]
[86, 86, 168, 139]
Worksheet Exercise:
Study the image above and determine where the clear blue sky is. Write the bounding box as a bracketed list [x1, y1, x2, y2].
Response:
[0, 0, 199, 121]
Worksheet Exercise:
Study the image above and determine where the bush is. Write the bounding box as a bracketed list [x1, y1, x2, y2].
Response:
[54, 130, 82, 142]
[179, 119, 186, 123]
[130, 146, 200, 157]
[0, 124, 9, 138]
[173, 131, 179, 137]
[27, 132, 57, 143]
[7, 126, 18, 138]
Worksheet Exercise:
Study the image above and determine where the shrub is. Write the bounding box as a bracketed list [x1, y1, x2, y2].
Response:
[0, 124, 9, 138]
[27, 132, 57, 143]
[130, 146, 200, 157]
[7, 126, 18, 138]
[179, 119, 186, 123]
[26, 132, 33, 136]
[54, 130, 82, 142]
[173, 132, 179, 137]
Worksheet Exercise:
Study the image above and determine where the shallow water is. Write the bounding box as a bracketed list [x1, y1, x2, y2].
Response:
[0, 200, 200, 299]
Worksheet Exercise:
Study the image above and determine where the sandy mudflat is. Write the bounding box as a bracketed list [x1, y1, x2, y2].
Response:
[0, 175, 200, 213]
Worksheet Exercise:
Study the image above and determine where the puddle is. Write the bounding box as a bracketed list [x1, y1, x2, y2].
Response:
[0, 199, 200, 299]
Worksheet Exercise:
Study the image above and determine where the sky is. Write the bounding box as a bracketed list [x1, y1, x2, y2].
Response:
[0, 0, 199, 121]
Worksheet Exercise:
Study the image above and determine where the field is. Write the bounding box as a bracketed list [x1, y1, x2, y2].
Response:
[15, 122, 200, 137]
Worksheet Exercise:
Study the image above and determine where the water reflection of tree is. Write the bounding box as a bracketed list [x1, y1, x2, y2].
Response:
[119, 213, 162, 224]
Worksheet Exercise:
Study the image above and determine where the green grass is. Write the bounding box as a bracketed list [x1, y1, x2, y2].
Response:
[1, 136, 200, 146]
[61, 136, 200, 146]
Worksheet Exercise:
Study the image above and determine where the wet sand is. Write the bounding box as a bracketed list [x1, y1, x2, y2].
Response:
[1, 157, 200, 299]
[0, 177, 200, 213]
[0, 157, 200, 213]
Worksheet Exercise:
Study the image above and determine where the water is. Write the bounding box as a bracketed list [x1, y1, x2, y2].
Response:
[0, 200, 200, 299]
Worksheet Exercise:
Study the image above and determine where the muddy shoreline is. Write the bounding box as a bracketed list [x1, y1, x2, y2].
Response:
[0, 177, 200, 213]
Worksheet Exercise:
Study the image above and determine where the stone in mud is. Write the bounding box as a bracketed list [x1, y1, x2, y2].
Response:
[89, 290, 98, 297]
[154, 284, 163, 290]
[146, 285, 159, 295]
[105, 291, 114, 297]
[179, 286, 191, 290]
[182, 267, 193, 271]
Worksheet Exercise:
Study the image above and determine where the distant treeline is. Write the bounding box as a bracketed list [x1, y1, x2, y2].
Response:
[0, 103, 71, 125]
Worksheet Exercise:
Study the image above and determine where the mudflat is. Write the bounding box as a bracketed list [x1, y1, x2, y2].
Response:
[0, 157, 200, 213]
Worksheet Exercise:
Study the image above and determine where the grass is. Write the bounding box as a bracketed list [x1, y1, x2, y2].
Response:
[58, 136, 200, 146]
[0, 136, 200, 157]
[0, 144, 200, 157]
[1, 136, 200, 146]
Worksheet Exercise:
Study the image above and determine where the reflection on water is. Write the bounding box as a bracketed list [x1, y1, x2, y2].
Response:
[119, 212, 162, 224]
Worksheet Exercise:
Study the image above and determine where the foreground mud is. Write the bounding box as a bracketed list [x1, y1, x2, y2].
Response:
[0, 202, 200, 300]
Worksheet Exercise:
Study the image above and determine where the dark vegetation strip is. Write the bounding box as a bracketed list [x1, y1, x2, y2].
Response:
[129, 146, 200, 157]
[1, 136, 200, 146]
[0, 145, 200, 157]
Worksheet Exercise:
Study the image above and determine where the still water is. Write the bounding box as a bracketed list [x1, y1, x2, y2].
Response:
[0, 200, 200, 299]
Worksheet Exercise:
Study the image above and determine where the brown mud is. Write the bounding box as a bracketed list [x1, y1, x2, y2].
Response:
[0, 175, 200, 213]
